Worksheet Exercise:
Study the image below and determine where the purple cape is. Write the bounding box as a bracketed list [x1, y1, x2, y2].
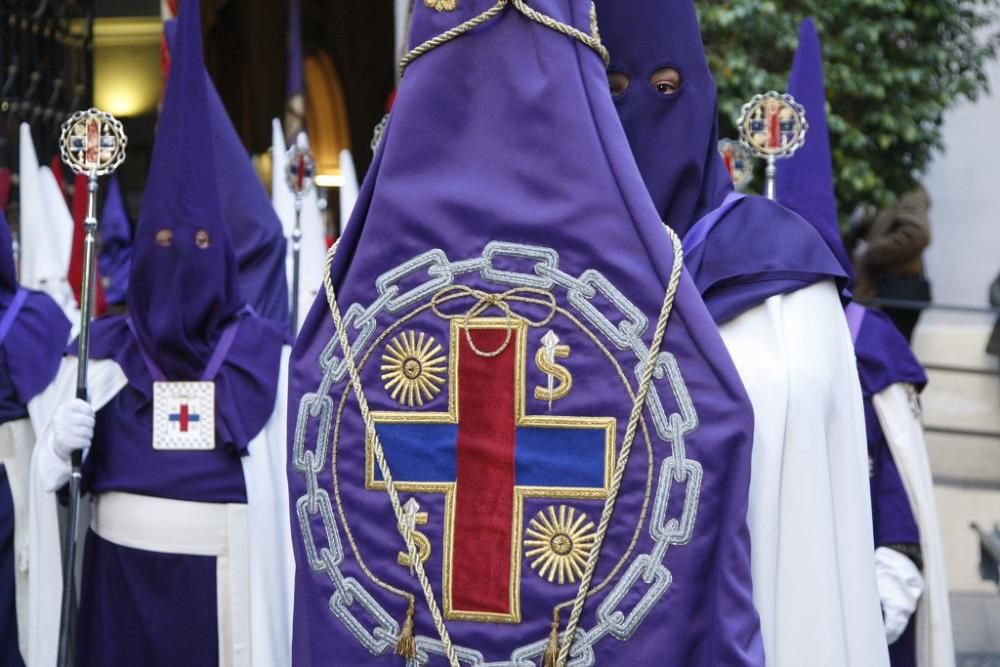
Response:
[288, 0, 763, 663]
[97, 175, 132, 306]
[164, 19, 291, 330]
[595, 0, 847, 324]
[777, 18, 855, 289]
[0, 211, 70, 419]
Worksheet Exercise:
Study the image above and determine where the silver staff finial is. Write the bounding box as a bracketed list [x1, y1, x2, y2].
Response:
[285, 133, 316, 336]
[737, 91, 807, 200]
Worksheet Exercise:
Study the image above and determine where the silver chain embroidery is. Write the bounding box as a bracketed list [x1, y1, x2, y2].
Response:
[292, 242, 702, 665]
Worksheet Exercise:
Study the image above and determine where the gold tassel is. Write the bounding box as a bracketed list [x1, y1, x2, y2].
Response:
[542, 608, 561, 667]
[395, 598, 417, 659]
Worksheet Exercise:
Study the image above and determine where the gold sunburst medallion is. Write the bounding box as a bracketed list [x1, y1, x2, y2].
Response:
[425, 0, 457, 11]
[380, 330, 447, 407]
[525, 505, 597, 585]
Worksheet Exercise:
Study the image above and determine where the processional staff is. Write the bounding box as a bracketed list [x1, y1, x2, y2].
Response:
[56, 107, 127, 667]
[737, 91, 808, 200]
[285, 132, 316, 336]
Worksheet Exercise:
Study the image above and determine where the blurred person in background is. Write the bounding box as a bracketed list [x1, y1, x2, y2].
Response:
[851, 186, 933, 342]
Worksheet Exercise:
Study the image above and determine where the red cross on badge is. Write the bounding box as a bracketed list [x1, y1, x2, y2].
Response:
[153, 381, 215, 451]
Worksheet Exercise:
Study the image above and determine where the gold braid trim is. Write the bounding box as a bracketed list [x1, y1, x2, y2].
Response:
[324, 245, 462, 667]
[322, 228, 684, 667]
[399, 0, 609, 78]
[556, 226, 686, 666]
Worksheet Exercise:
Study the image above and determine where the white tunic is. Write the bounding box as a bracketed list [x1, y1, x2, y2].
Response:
[718, 280, 889, 666]
[25, 351, 294, 667]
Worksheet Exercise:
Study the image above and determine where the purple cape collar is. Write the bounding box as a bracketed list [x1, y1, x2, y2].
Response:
[848, 303, 927, 397]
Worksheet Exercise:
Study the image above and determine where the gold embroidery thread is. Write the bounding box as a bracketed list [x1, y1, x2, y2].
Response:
[525, 506, 596, 585]
[425, 0, 457, 12]
[381, 330, 447, 407]
[534, 330, 573, 410]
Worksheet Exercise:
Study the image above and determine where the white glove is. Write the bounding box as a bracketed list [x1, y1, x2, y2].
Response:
[52, 399, 96, 462]
[37, 399, 96, 492]
[875, 546, 924, 644]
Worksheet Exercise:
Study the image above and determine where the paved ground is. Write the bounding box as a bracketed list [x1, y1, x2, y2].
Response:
[952, 592, 1000, 662]
[958, 656, 1000, 667]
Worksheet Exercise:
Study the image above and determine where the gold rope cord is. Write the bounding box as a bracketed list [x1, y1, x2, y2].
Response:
[323, 227, 684, 666]
[556, 227, 685, 666]
[324, 245, 462, 667]
[399, 0, 609, 78]
[327, 294, 657, 617]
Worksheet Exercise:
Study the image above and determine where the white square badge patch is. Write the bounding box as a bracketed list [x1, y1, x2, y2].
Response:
[152, 381, 215, 451]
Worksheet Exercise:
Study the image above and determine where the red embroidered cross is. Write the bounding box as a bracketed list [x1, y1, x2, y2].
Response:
[367, 319, 616, 623]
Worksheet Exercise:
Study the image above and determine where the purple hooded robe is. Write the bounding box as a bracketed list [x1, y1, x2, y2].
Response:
[287, 0, 764, 664]
[97, 176, 132, 307]
[61, 1, 284, 663]
[596, 3, 889, 664]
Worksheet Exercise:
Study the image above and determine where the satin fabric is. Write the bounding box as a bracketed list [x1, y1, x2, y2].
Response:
[0, 466, 25, 667]
[163, 19, 291, 330]
[288, 0, 763, 663]
[75, 532, 218, 667]
[98, 176, 132, 306]
[854, 305, 927, 667]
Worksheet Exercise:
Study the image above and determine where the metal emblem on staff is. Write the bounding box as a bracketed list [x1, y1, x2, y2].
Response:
[285, 133, 316, 335]
[737, 91, 807, 200]
[718, 138, 754, 191]
[56, 107, 127, 667]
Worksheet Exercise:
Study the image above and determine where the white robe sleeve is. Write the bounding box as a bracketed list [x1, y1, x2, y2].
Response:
[24, 357, 127, 667]
[874, 383, 955, 667]
[719, 281, 889, 667]
[241, 347, 295, 667]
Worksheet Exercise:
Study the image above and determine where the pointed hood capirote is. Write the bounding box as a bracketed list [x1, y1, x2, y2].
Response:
[98, 175, 132, 306]
[162, 18, 290, 329]
[596, 0, 849, 323]
[128, 0, 243, 381]
[597, 0, 731, 235]
[777, 18, 855, 284]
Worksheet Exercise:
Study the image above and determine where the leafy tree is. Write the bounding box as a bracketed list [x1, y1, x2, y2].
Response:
[698, 0, 1000, 219]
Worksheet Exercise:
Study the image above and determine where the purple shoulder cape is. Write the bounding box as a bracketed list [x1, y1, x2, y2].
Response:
[76, 313, 283, 456]
[850, 304, 927, 397]
[0, 288, 71, 412]
[684, 195, 850, 324]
